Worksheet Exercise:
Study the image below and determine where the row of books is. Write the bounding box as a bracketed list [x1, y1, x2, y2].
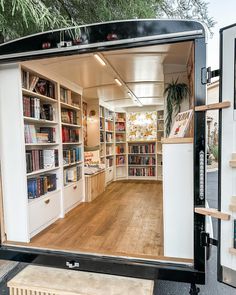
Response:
[27, 174, 57, 199]
[63, 147, 82, 165]
[128, 144, 155, 154]
[106, 133, 113, 142]
[116, 156, 126, 165]
[100, 118, 104, 130]
[22, 70, 55, 99]
[115, 122, 125, 131]
[24, 125, 56, 144]
[105, 121, 113, 131]
[61, 109, 78, 125]
[128, 156, 156, 165]
[99, 106, 105, 117]
[62, 127, 80, 143]
[106, 146, 113, 156]
[64, 165, 82, 185]
[100, 132, 104, 142]
[26, 149, 59, 173]
[115, 114, 125, 122]
[116, 134, 125, 142]
[106, 158, 113, 168]
[116, 145, 125, 154]
[23, 96, 54, 121]
[105, 109, 114, 121]
[128, 167, 156, 177]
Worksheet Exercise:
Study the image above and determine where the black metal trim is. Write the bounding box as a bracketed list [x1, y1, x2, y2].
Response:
[193, 38, 206, 274]
[0, 245, 205, 284]
[217, 23, 224, 284]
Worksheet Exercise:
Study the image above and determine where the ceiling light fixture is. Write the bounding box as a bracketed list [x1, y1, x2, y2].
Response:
[114, 78, 122, 86]
[94, 54, 106, 66]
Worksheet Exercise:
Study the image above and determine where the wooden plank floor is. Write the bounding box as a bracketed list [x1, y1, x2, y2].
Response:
[27, 181, 164, 259]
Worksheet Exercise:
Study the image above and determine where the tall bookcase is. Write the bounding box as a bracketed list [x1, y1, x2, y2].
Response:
[99, 106, 105, 165]
[115, 112, 127, 180]
[60, 86, 84, 212]
[0, 64, 84, 243]
[157, 110, 164, 181]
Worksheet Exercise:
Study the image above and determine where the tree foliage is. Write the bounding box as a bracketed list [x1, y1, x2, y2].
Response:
[0, 0, 215, 42]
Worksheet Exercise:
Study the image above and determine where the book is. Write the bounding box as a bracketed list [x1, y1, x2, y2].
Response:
[169, 109, 193, 138]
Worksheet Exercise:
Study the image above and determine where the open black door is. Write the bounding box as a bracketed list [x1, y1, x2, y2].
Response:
[218, 23, 236, 287]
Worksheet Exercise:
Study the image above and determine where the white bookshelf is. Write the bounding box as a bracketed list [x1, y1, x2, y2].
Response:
[127, 141, 157, 180]
[157, 110, 164, 181]
[60, 85, 84, 213]
[0, 65, 85, 243]
[115, 112, 127, 180]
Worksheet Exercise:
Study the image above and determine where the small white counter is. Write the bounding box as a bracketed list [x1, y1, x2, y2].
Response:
[162, 137, 193, 260]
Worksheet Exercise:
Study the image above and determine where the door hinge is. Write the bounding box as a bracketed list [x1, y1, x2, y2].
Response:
[201, 67, 220, 84]
[201, 232, 218, 247]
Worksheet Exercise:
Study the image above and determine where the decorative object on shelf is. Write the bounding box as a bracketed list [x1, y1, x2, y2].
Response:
[164, 79, 189, 136]
[127, 111, 157, 141]
[169, 110, 193, 138]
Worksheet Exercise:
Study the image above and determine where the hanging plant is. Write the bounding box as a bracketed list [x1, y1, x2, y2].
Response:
[164, 78, 189, 136]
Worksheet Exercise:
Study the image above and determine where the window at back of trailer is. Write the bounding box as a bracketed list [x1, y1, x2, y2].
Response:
[0, 40, 195, 265]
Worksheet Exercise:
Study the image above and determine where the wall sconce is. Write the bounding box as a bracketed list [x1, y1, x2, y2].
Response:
[88, 110, 96, 122]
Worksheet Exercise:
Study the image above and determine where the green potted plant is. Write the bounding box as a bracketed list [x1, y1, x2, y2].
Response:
[164, 78, 189, 136]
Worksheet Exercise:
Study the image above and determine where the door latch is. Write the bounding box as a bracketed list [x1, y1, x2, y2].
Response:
[201, 67, 220, 84]
[201, 232, 218, 247]
[66, 260, 80, 269]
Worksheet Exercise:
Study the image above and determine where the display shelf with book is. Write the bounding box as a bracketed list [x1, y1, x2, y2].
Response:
[115, 112, 127, 180]
[128, 142, 157, 180]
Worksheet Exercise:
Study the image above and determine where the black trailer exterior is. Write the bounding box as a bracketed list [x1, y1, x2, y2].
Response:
[0, 20, 207, 288]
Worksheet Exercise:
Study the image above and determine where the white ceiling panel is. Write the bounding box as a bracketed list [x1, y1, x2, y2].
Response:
[127, 82, 164, 98]
[104, 53, 164, 83]
[83, 84, 129, 101]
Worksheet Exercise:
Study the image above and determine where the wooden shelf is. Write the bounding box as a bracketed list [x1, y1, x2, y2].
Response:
[129, 165, 156, 167]
[116, 153, 126, 156]
[105, 118, 114, 122]
[61, 122, 81, 128]
[229, 204, 236, 212]
[162, 137, 193, 144]
[27, 166, 60, 177]
[229, 248, 236, 255]
[22, 88, 57, 104]
[127, 140, 156, 144]
[106, 142, 114, 144]
[128, 153, 155, 155]
[60, 102, 80, 111]
[116, 141, 126, 143]
[63, 161, 83, 168]
[195, 207, 231, 221]
[105, 130, 114, 133]
[62, 142, 82, 145]
[115, 131, 126, 133]
[25, 143, 59, 146]
[24, 117, 57, 125]
[28, 189, 61, 204]
[128, 176, 156, 180]
[106, 154, 114, 157]
[195, 101, 231, 112]
[116, 165, 126, 167]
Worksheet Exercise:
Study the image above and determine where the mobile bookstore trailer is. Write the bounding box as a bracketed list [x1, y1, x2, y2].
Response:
[0, 19, 235, 294]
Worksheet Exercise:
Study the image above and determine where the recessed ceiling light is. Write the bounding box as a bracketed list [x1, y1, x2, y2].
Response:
[114, 78, 122, 86]
[94, 54, 106, 66]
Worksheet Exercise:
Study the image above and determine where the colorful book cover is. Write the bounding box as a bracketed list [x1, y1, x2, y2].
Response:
[169, 109, 193, 138]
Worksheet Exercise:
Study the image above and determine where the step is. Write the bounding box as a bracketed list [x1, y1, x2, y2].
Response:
[8, 265, 154, 295]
